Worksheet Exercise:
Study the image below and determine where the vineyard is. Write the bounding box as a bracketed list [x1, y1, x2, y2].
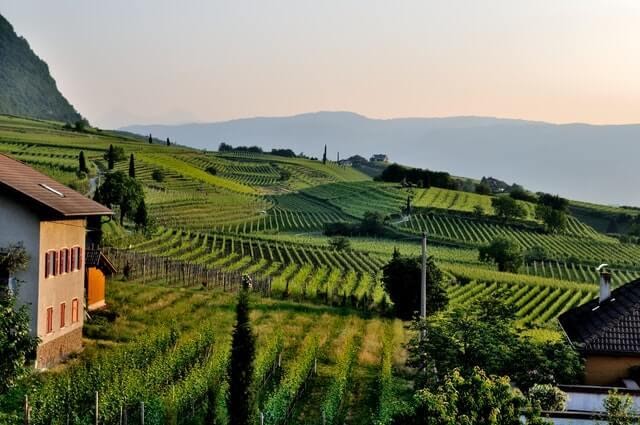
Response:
[4, 114, 640, 423]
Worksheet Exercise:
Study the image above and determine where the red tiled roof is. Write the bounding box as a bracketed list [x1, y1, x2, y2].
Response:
[0, 154, 112, 217]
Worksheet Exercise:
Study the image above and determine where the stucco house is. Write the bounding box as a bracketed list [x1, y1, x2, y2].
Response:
[0, 154, 112, 368]
[559, 267, 640, 386]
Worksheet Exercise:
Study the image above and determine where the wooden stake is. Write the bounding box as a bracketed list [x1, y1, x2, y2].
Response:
[140, 402, 144, 425]
[95, 391, 99, 425]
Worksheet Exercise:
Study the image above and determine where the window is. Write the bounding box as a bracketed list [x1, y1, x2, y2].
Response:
[59, 249, 67, 274]
[70, 248, 76, 272]
[45, 250, 57, 278]
[71, 298, 79, 323]
[46, 307, 53, 333]
[60, 302, 66, 328]
[66, 248, 72, 272]
[76, 247, 82, 270]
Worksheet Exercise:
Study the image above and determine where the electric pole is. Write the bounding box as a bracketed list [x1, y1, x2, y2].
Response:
[421, 232, 427, 319]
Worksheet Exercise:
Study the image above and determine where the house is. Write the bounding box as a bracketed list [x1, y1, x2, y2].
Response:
[0, 154, 112, 368]
[369, 154, 389, 163]
[559, 267, 640, 386]
[85, 249, 117, 311]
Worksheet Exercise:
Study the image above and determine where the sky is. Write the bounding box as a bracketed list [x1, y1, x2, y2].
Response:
[1, 1, 640, 129]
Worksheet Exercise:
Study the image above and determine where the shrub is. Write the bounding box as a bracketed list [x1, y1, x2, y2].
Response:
[205, 166, 217, 175]
[529, 384, 567, 411]
[151, 169, 165, 182]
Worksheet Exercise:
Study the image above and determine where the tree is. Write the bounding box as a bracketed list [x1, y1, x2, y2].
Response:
[473, 204, 485, 219]
[536, 205, 568, 234]
[227, 276, 255, 425]
[133, 199, 149, 229]
[528, 384, 567, 411]
[103, 144, 125, 170]
[151, 169, 165, 182]
[166, 137, 170, 146]
[398, 368, 531, 425]
[205, 166, 217, 175]
[475, 182, 491, 195]
[492, 196, 526, 222]
[404, 196, 412, 215]
[95, 171, 144, 224]
[74, 118, 89, 132]
[537, 193, 569, 212]
[604, 390, 636, 425]
[479, 236, 523, 272]
[509, 185, 537, 203]
[328, 236, 351, 251]
[148, 133, 153, 144]
[106, 145, 115, 170]
[322, 144, 327, 164]
[381, 249, 448, 320]
[128, 154, 135, 178]
[524, 245, 551, 263]
[78, 151, 88, 174]
[360, 211, 387, 236]
[0, 243, 39, 392]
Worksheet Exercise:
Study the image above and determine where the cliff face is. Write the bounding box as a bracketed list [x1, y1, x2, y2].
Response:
[0, 13, 81, 123]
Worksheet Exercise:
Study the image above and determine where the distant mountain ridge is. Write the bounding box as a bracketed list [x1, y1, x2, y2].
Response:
[121, 112, 640, 207]
[0, 13, 81, 123]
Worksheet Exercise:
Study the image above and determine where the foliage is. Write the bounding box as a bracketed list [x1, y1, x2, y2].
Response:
[528, 384, 567, 411]
[379, 163, 456, 189]
[0, 243, 38, 393]
[95, 171, 144, 224]
[396, 368, 528, 425]
[479, 236, 523, 272]
[524, 245, 551, 263]
[227, 284, 255, 425]
[328, 236, 351, 251]
[604, 390, 637, 425]
[407, 297, 582, 389]
[361, 211, 387, 236]
[321, 333, 359, 424]
[218, 142, 263, 153]
[78, 150, 89, 173]
[128, 153, 136, 178]
[509, 185, 537, 203]
[206, 165, 217, 175]
[270, 148, 296, 158]
[151, 168, 165, 182]
[536, 205, 568, 234]
[475, 182, 491, 195]
[104, 144, 126, 170]
[381, 249, 448, 320]
[538, 193, 569, 212]
[492, 196, 526, 221]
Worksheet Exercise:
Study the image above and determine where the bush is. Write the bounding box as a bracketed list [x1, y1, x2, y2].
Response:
[528, 384, 567, 411]
[479, 236, 523, 273]
[328, 236, 351, 251]
[151, 169, 165, 182]
[205, 166, 217, 175]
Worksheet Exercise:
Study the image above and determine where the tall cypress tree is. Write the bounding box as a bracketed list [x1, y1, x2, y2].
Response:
[227, 276, 255, 425]
[107, 145, 115, 170]
[78, 151, 88, 173]
[322, 144, 327, 165]
[166, 137, 170, 146]
[148, 133, 153, 144]
[128, 154, 136, 178]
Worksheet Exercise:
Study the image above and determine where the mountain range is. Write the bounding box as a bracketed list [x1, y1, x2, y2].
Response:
[0, 13, 81, 123]
[121, 112, 640, 207]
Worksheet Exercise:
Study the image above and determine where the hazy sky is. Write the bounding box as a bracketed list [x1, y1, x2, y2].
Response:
[2, 1, 639, 128]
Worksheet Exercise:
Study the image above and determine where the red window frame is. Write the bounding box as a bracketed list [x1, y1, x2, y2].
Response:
[70, 248, 76, 271]
[59, 249, 66, 274]
[45, 250, 57, 278]
[60, 302, 66, 328]
[71, 298, 79, 323]
[46, 307, 53, 333]
[76, 247, 83, 270]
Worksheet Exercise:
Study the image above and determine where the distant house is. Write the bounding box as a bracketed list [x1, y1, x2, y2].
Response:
[559, 268, 640, 386]
[0, 154, 112, 368]
[85, 249, 117, 311]
[370, 154, 389, 163]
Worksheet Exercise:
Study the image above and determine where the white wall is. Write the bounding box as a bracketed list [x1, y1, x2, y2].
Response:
[0, 192, 41, 335]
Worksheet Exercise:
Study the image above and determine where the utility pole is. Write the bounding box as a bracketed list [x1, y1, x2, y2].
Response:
[421, 232, 427, 319]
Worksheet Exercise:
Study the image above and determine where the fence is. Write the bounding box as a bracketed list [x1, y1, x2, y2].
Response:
[101, 247, 272, 296]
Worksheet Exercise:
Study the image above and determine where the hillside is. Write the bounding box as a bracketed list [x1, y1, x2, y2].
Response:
[122, 111, 640, 207]
[3, 114, 640, 422]
[0, 14, 81, 123]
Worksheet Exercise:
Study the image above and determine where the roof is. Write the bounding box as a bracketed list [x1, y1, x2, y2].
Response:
[559, 278, 640, 355]
[0, 154, 112, 218]
[85, 249, 117, 274]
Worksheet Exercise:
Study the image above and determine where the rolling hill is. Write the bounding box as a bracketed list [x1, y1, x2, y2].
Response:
[122, 111, 640, 207]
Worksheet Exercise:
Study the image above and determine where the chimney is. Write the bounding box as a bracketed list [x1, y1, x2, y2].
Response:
[598, 265, 612, 303]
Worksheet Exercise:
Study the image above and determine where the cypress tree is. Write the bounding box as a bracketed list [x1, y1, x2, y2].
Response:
[78, 151, 88, 173]
[166, 137, 170, 146]
[227, 276, 255, 425]
[148, 133, 153, 144]
[107, 145, 115, 170]
[322, 144, 327, 165]
[128, 154, 136, 178]
[134, 199, 148, 228]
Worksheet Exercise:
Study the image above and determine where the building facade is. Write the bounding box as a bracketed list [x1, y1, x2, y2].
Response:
[0, 154, 112, 368]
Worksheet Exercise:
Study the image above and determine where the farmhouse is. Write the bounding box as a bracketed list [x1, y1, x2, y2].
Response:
[0, 154, 112, 368]
[559, 268, 640, 386]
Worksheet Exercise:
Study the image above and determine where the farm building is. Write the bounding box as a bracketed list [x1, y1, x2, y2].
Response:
[559, 268, 640, 386]
[0, 154, 112, 368]
[369, 154, 389, 163]
[85, 249, 117, 311]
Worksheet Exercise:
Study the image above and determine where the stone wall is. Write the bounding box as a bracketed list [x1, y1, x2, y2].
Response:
[36, 327, 82, 369]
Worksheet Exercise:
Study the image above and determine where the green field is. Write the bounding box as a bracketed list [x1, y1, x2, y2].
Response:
[3, 114, 640, 423]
